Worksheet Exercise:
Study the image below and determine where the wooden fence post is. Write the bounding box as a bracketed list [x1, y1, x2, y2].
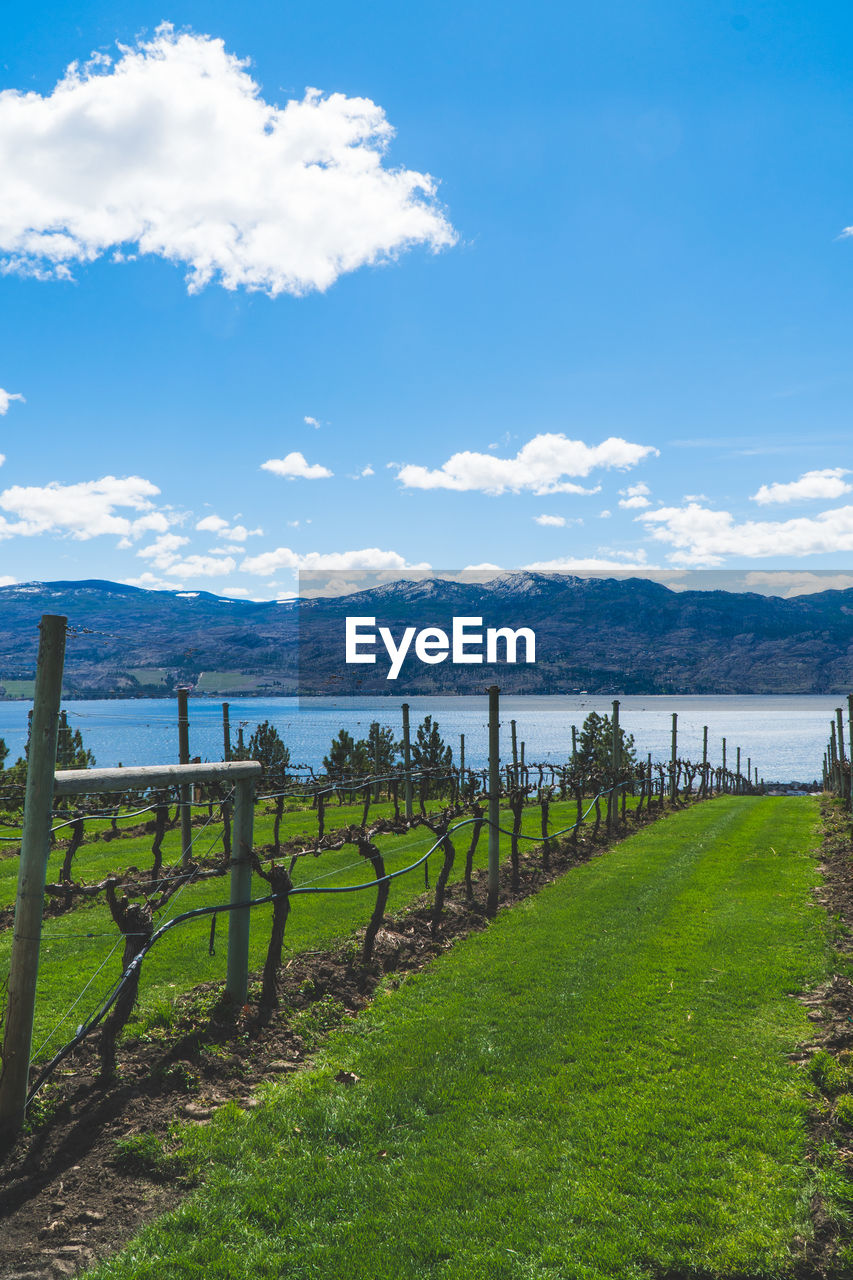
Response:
[848, 694, 853, 808]
[0, 615, 67, 1144]
[611, 700, 621, 830]
[736, 747, 741, 794]
[670, 713, 677, 803]
[487, 686, 501, 917]
[222, 702, 231, 762]
[830, 721, 839, 794]
[225, 775, 256, 1006]
[511, 720, 518, 789]
[402, 702, 413, 821]
[177, 688, 192, 864]
[702, 725, 708, 796]
[837, 708, 847, 805]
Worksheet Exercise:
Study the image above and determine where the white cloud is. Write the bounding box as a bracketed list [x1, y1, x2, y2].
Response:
[0, 575, 16, 586]
[618, 481, 651, 510]
[523, 554, 654, 571]
[304, 416, 322, 429]
[137, 532, 190, 569]
[196, 514, 262, 541]
[751, 468, 852, 506]
[360, 465, 374, 477]
[396, 434, 657, 495]
[599, 509, 612, 518]
[0, 25, 455, 295]
[0, 475, 169, 540]
[639, 500, 853, 565]
[124, 571, 183, 590]
[743, 571, 853, 597]
[0, 388, 24, 415]
[240, 545, 430, 575]
[164, 554, 236, 577]
[261, 452, 333, 480]
[534, 514, 567, 527]
[195, 514, 229, 534]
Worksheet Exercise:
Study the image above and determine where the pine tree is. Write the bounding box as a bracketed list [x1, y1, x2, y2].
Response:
[576, 711, 636, 778]
[247, 720, 290, 782]
[365, 722, 399, 775]
[410, 715, 452, 775]
[56, 709, 96, 770]
[323, 729, 359, 778]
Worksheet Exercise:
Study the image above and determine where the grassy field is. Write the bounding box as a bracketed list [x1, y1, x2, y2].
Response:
[84, 796, 836, 1279]
[0, 794, 617, 1058]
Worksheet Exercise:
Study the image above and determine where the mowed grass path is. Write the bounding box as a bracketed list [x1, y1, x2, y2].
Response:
[90, 796, 829, 1280]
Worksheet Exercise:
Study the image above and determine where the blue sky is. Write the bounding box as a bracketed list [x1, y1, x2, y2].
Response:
[1, 1, 853, 599]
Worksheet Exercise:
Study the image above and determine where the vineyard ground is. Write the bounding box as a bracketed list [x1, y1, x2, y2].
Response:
[2, 795, 848, 1279]
[0, 795, 642, 1060]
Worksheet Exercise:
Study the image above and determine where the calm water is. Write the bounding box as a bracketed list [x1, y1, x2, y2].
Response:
[0, 694, 840, 781]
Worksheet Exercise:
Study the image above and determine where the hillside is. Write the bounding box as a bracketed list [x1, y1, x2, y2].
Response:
[0, 574, 852, 696]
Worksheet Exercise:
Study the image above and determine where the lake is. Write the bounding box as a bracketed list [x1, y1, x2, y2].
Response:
[0, 694, 841, 782]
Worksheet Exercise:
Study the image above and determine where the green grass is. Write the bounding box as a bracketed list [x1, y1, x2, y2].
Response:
[0, 796, 607, 1057]
[127, 668, 170, 686]
[86, 796, 831, 1279]
[0, 679, 37, 698]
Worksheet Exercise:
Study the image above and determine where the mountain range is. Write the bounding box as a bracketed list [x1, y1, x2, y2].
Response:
[0, 574, 852, 697]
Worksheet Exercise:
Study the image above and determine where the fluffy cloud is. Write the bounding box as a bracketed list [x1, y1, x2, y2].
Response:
[195, 515, 228, 534]
[196, 514, 263, 540]
[533, 514, 567, 527]
[523, 554, 654, 571]
[0, 388, 24, 415]
[0, 25, 455, 295]
[240, 546, 430, 575]
[163, 554, 236, 577]
[639, 501, 853, 565]
[261, 452, 333, 479]
[618, 481, 651, 510]
[137, 530, 238, 578]
[137, 532, 190, 569]
[0, 475, 169, 540]
[750, 468, 852, 506]
[304, 416, 321, 429]
[744, 571, 853, 597]
[124, 571, 180, 590]
[396, 434, 657, 495]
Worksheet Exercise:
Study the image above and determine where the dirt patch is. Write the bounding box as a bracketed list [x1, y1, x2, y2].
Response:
[0, 801, 681, 1278]
[791, 799, 853, 1279]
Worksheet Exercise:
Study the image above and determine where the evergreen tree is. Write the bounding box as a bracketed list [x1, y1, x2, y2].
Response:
[247, 720, 291, 781]
[56, 709, 96, 770]
[324, 729, 357, 778]
[410, 715, 452, 776]
[365, 722, 399, 776]
[575, 710, 636, 777]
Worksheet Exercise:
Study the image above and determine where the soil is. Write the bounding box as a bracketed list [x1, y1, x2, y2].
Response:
[792, 800, 853, 1279]
[1, 793, 848, 1279]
